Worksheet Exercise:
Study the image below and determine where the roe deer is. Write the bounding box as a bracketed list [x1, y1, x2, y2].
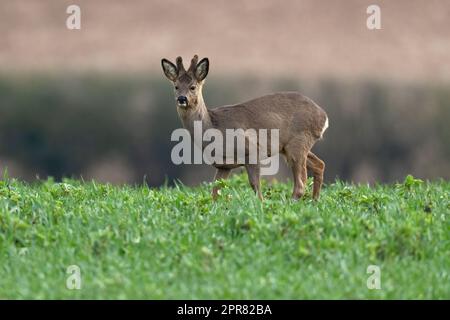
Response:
[161, 55, 328, 200]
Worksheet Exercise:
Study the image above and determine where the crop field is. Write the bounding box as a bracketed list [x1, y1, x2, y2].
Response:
[0, 173, 448, 299]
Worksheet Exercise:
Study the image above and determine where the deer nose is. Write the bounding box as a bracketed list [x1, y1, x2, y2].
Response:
[177, 96, 188, 105]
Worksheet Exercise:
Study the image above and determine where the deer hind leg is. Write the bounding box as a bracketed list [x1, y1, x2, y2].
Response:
[285, 141, 309, 200]
[212, 168, 232, 200]
[307, 152, 325, 200]
[245, 164, 263, 200]
[291, 156, 307, 200]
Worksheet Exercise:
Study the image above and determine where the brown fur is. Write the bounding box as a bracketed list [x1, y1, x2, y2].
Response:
[161, 55, 328, 200]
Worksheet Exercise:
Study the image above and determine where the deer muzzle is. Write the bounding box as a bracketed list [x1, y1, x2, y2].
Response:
[177, 96, 188, 108]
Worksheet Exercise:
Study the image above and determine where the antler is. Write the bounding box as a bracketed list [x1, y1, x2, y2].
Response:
[187, 55, 199, 74]
[176, 56, 186, 73]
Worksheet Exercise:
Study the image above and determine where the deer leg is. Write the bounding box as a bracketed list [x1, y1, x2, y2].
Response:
[301, 156, 309, 186]
[245, 164, 263, 200]
[291, 155, 307, 200]
[307, 152, 325, 200]
[284, 139, 309, 200]
[212, 168, 232, 200]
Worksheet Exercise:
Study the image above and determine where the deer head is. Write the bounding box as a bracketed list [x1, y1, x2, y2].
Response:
[161, 55, 209, 109]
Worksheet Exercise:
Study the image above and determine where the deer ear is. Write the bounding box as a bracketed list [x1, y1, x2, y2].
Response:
[195, 58, 209, 81]
[161, 59, 178, 81]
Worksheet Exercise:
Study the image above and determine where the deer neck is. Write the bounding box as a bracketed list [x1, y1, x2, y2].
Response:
[177, 94, 212, 136]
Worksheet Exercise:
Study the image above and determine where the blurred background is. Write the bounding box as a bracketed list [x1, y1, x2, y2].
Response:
[0, 0, 449, 186]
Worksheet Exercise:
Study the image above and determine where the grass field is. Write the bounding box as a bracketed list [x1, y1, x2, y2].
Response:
[0, 173, 448, 299]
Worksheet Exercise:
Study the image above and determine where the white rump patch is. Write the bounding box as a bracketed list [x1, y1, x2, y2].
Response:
[320, 117, 329, 138]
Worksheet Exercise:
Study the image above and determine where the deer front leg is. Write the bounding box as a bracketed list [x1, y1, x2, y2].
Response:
[245, 164, 263, 200]
[212, 168, 232, 200]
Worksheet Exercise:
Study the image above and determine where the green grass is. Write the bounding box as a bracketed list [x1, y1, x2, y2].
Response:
[0, 173, 448, 299]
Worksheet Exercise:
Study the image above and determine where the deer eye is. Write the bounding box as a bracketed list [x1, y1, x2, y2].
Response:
[190, 86, 196, 91]
[174, 86, 179, 90]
